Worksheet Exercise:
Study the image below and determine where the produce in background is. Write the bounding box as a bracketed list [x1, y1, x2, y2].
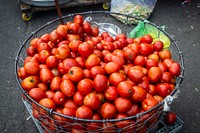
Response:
[17, 14, 181, 132]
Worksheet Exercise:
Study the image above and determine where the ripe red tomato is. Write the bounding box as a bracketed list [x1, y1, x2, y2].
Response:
[18, 67, 29, 80]
[39, 68, 54, 84]
[73, 91, 84, 106]
[140, 43, 154, 56]
[127, 103, 139, 116]
[76, 105, 93, 119]
[160, 72, 172, 83]
[63, 99, 78, 109]
[45, 90, 55, 99]
[26, 45, 37, 56]
[128, 67, 144, 83]
[37, 83, 48, 91]
[148, 53, 159, 62]
[68, 23, 80, 34]
[56, 25, 68, 39]
[24, 61, 39, 75]
[153, 95, 164, 103]
[68, 66, 84, 82]
[93, 74, 108, 93]
[148, 67, 162, 82]
[117, 81, 133, 97]
[37, 42, 51, 53]
[111, 55, 125, 67]
[153, 40, 164, 52]
[104, 62, 120, 74]
[77, 78, 93, 95]
[101, 102, 117, 119]
[124, 48, 137, 61]
[158, 61, 168, 72]
[140, 34, 153, 44]
[163, 58, 174, 68]
[104, 86, 118, 101]
[74, 56, 85, 69]
[91, 26, 99, 37]
[53, 91, 66, 105]
[68, 40, 82, 52]
[85, 54, 100, 69]
[134, 55, 146, 67]
[158, 49, 172, 60]
[142, 97, 159, 111]
[78, 42, 94, 58]
[109, 72, 125, 87]
[55, 45, 71, 61]
[60, 79, 75, 97]
[165, 112, 177, 125]
[115, 114, 131, 129]
[148, 84, 157, 96]
[115, 97, 132, 113]
[86, 114, 101, 131]
[29, 87, 46, 102]
[46, 55, 58, 68]
[169, 62, 181, 76]
[145, 58, 158, 69]
[21, 76, 39, 91]
[38, 50, 50, 64]
[83, 22, 91, 35]
[83, 92, 101, 110]
[62, 107, 76, 122]
[63, 58, 78, 73]
[90, 66, 105, 78]
[49, 30, 62, 44]
[156, 83, 171, 98]
[39, 98, 56, 109]
[131, 86, 147, 102]
[74, 15, 84, 26]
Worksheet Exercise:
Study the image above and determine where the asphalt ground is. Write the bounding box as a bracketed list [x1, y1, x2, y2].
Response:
[0, 0, 200, 133]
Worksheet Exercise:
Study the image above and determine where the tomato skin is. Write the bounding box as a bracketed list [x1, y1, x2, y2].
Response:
[77, 79, 93, 95]
[131, 86, 147, 102]
[101, 102, 117, 119]
[78, 42, 94, 58]
[104, 86, 118, 101]
[159, 49, 172, 60]
[24, 61, 39, 75]
[60, 79, 75, 97]
[39, 98, 56, 109]
[83, 92, 101, 110]
[38, 50, 50, 64]
[87, 114, 101, 131]
[90, 66, 105, 78]
[142, 97, 159, 111]
[145, 58, 158, 69]
[39, 68, 54, 84]
[63, 58, 78, 73]
[68, 66, 84, 82]
[115, 97, 132, 113]
[85, 54, 100, 69]
[53, 91, 66, 105]
[76, 105, 93, 119]
[73, 91, 84, 106]
[83, 22, 91, 35]
[128, 67, 144, 83]
[117, 81, 133, 97]
[115, 114, 131, 129]
[74, 56, 85, 69]
[165, 112, 177, 125]
[153, 40, 164, 52]
[49, 30, 62, 44]
[55, 45, 71, 61]
[45, 90, 55, 99]
[63, 99, 78, 109]
[109, 72, 125, 87]
[56, 25, 68, 39]
[124, 48, 137, 61]
[29, 88, 46, 102]
[91, 26, 99, 37]
[93, 74, 108, 93]
[104, 62, 120, 74]
[156, 83, 171, 98]
[74, 15, 84, 26]
[169, 62, 181, 76]
[18, 67, 29, 80]
[140, 43, 154, 56]
[127, 103, 139, 116]
[160, 72, 172, 83]
[46, 55, 58, 68]
[140, 34, 153, 44]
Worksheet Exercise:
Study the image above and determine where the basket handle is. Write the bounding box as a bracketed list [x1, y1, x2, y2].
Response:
[54, 0, 64, 24]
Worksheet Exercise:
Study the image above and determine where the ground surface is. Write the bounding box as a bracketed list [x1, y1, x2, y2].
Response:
[0, 0, 200, 132]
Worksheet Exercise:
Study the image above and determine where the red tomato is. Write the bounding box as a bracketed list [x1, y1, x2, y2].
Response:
[49, 30, 62, 44]
[62, 107, 76, 123]
[46, 55, 58, 68]
[128, 67, 144, 83]
[77, 79, 93, 95]
[104, 86, 118, 101]
[153, 40, 164, 52]
[127, 103, 139, 116]
[111, 54, 125, 67]
[153, 95, 164, 103]
[93, 74, 108, 93]
[140, 34, 153, 44]
[158, 61, 168, 72]
[115, 114, 131, 129]
[148, 53, 159, 62]
[142, 97, 159, 111]
[68, 40, 82, 52]
[124, 48, 137, 61]
[60, 79, 75, 97]
[90, 66, 105, 78]
[73, 91, 84, 106]
[156, 83, 171, 98]
[63, 99, 78, 109]
[55, 45, 71, 61]
[138, 76, 150, 91]
[63, 58, 78, 73]
[85, 54, 100, 69]
[56, 25, 68, 39]
[74, 56, 85, 69]
[26, 45, 37, 56]
[169, 62, 181, 76]
[82, 69, 91, 79]
[132, 86, 147, 102]
[83, 22, 91, 35]
[101, 102, 117, 119]
[134, 55, 146, 67]
[53, 91, 66, 105]
[39, 68, 54, 84]
[87, 114, 101, 131]
[45, 90, 55, 99]
[109, 72, 125, 87]
[140, 43, 154, 56]
[50, 76, 62, 91]
[29, 88, 46, 102]
[37, 42, 51, 53]
[104, 62, 120, 74]
[24, 62, 39, 75]
[148, 66, 162, 83]
[148, 84, 157, 96]
[117, 81, 133, 97]
[165, 112, 177, 125]
[145, 58, 158, 69]
[161, 72, 172, 83]
[21, 76, 39, 91]
[163, 58, 174, 68]
[91, 26, 99, 37]
[38, 50, 50, 64]
[57, 62, 65, 75]
[39, 98, 56, 109]
[68, 23, 80, 34]
[37, 83, 48, 91]
[78, 42, 94, 58]
[115, 97, 132, 113]
[67, 34, 81, 42]
[83, 92, 101, 110]
[76, 105, 93, 119]
[68, 66, 84, 82]
[18, 67, 29, 80]
[74, 15, 84, 26]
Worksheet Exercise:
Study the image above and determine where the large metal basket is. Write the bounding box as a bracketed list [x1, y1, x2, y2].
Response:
[15, 11, 184, 133]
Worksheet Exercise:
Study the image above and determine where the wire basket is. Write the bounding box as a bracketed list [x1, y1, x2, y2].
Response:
[15, 11, 185, 133]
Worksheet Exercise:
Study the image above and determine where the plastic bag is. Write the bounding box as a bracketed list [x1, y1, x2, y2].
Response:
[128, 21, 171, 49]
[110, 0, 157, 24]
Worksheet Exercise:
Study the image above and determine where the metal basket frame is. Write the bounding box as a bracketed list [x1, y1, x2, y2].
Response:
[14, 11, 185, 132]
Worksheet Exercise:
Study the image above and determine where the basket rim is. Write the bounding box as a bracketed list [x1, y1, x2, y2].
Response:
[14, 11, 185, 123]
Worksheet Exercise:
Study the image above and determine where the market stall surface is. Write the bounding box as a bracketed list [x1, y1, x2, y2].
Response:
[0, 0, 200, 132]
